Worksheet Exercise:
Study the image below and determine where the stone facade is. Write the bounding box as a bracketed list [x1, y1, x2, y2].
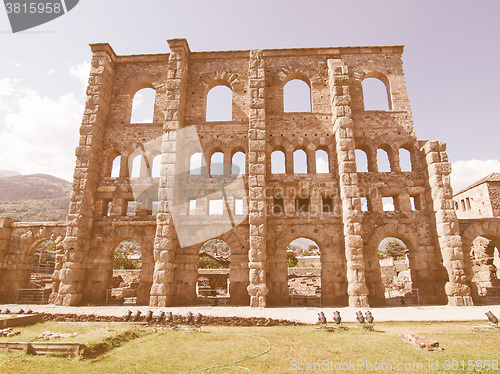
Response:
[1, 39, 499, 307]
[454, 173, 500, 219]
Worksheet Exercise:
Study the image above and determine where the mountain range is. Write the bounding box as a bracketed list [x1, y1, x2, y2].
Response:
[0, 171, 72, 222]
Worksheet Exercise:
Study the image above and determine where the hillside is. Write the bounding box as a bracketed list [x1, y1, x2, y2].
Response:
[0, 174, 72, 222]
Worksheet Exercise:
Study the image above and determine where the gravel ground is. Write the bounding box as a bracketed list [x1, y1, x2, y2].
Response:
[2, 304, 499, 324]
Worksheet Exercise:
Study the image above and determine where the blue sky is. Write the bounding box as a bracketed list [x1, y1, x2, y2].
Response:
[0, 0, 499, 191]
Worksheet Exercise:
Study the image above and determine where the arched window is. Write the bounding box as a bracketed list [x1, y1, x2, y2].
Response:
[284, 79, 311, 112]
[377, 149, 391, 172]
[315, 150, 329, 173]
[210, 152, 224, 175]
[231, 151, 245, 175]
[362, 77, 390, 110]
[271, 150, 286, 174]
[131, 87, 155, 123]
[355, 149, 369, 172]
[399, 148, 412, 172]
[151, 154, 161, 177]
[130, 155, 142, 178]
[189, 152, 202, 175]
[111, 155, 121, 178]
[293, 149, 307, 174]
[206, 85, 232, 122]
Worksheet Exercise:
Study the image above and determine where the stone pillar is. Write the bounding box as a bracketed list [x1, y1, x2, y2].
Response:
[285, 148, 293, 174]
[246, 49, 268, 307]
[0, 218, 16, 303]
[55, 43, 116, 306]
[328, 59, 370, 307]
[422, 140, 473, 305]
[150, 39, 190, 307]
[307, 149, 316, 174]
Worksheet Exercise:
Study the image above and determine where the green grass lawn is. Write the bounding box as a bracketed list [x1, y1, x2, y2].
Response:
[1, 321, 499, 373]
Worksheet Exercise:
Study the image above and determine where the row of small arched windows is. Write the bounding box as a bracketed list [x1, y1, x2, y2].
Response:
[111, 146, 412, 178]
[270, 149, 330, 174]
[129, 76, 391, 123]
[189, 151, 246, 175]
[110, 154, 162, 178]
[355, 148, 413, 172]
[187, 149, 331, 176]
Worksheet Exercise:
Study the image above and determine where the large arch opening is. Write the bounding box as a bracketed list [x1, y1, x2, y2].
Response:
[362, 77, 390, 110]
[108, 239, 142, 306]
[19, 240, 57, 304]
[130, 87, 156, 123]
[287, 237, 321, 306]
[206, 85, 232, 122]
[284, 79, 311, 112]
[197, 239, 231, 306]
[377, 237, 416, 306]
[469, 235, 500, 303]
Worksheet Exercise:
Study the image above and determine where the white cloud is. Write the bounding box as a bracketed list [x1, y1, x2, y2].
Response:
[48, 69, 55, 75]
[451, 159, 500, 193]
[14, 63, 21, 68]
[69, 61, 91, 95]
[0, 78, 82, 181]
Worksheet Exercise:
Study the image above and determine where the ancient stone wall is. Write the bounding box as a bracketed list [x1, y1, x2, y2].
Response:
[2, 39, 493, 307]
[0, 220, 66, 303]
[490, 183, 500, 217]
[455, 183, 494, 219]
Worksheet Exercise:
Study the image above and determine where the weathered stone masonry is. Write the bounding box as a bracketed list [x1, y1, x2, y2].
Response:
[2, 39, 499, 306]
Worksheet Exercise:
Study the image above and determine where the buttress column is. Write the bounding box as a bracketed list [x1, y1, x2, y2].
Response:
[422, 140, 473, 305]
[150, 39, 190, 307]
[327, 59, 371, 307]
[246, 49, 269, 307]
[55, 43, 116, 306]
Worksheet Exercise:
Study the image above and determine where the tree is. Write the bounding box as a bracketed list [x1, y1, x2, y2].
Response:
[287, 252, 298, 267]
[380, 239, 408, 260]
[198, 256, 225, 269]
[113, 251, 141, 269]
[308, 244, 318, 252]
[200, 239, 231, 260]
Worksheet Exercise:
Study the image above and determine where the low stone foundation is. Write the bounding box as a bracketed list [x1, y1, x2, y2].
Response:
[41, 313, 303, 326]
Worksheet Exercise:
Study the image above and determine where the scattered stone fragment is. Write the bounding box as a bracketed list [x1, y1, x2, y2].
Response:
[399, 333, 443, 351]
[0, 328, 21, 337]
[38, 331, 78, 340]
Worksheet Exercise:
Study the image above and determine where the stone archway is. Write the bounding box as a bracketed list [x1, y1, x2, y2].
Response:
[171, 226, 249, 306]
[365, 223, 447, 306]
[268, 224, 347, 307]
[287, 237, 322, 306]
[461, 222, 500, 304]
[81, 224, 155, 306]
[196, 239, 231, 306]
